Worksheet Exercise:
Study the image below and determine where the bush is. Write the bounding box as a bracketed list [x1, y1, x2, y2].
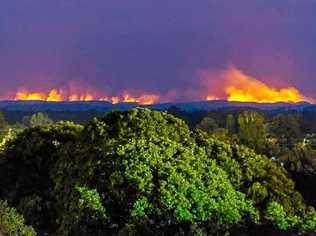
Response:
[0, 200, 36, 236]
[265, 201, 300, 230]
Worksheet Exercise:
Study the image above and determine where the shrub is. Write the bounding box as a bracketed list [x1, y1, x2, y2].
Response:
[0, 200, 36, 236]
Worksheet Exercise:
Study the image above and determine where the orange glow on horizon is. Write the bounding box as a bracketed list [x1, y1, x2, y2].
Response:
[206, 95, 219, 101]
[121, 93, 159, 105]
[13, 88, 159, 105]
[15, 90, 47, 101]
[47, 89, 63, 101]
[6, 68, 315, 105]
[205, 67, 313, 104]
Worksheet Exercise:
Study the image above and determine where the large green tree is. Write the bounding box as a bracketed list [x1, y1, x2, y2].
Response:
[270, 114, 302, 148]
[237, 111, 267, 153]
[53, 109, 257, 235]
[0, 122, 83, 234]
[23, 112, 53, 128]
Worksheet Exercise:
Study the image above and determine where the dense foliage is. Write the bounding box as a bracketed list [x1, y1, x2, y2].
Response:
[195, 131, 316, 232]
[0, 122, 83, 234]
[22, 112, 54, 128]
[52, 109, 257, 235]
[0, 200, 36, 236]
[0, 108, 315, 235]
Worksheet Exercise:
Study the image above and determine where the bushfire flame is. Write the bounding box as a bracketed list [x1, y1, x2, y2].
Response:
[206, 95, 219, 101]
[206, 67, 312, 103]
[14, 89, 159, 105]
[6, 67, 315, 104]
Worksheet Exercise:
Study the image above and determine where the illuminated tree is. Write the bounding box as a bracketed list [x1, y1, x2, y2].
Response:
[237, 111, 267, 152]
[23, 112, 53, 128]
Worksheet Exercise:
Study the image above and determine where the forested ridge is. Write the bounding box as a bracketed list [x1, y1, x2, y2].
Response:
[0, 108, 315, 235]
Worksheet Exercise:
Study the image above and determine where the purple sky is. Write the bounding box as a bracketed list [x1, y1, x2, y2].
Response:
[0, 0, 315, 101]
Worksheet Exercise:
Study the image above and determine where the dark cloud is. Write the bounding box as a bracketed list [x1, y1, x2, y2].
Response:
[0, 0, 315, 100]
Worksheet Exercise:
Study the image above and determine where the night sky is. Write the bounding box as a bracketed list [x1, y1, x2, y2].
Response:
[0, 0, 315, 101]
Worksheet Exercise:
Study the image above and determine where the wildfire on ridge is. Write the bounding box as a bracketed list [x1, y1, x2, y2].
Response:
[10, 67, 314, 105]
[206, 95, 219, 101]
[206, 67, 312, 103]
[14, 89, 159, 105]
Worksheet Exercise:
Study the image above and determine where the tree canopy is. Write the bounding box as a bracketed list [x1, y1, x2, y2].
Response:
[23, 112, 53, 128]
[0, 108, 315, 235]
[0, 121, 83, 234]
[0, 200, 35, 236]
